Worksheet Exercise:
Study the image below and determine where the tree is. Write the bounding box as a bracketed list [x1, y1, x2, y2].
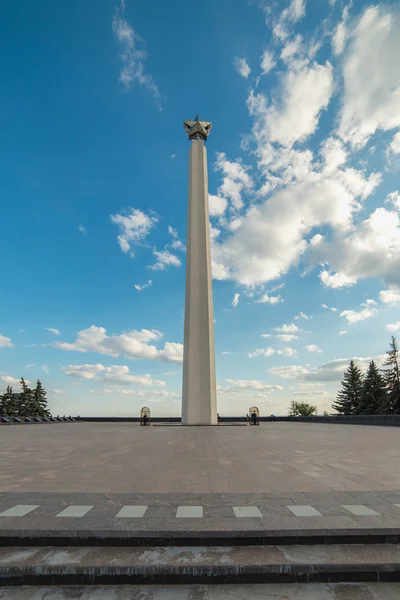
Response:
[381, 336, 400, 414]
[288, 401, 318, 416]
[356, 360, 386, 415]
[33, 379, 50, 417]
[0, 386, 18, 417]
[332, 360, 363, 414]
[18, 377, 35, 417]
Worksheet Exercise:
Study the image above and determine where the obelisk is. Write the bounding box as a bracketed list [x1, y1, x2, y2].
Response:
[181, 116, 217, 425]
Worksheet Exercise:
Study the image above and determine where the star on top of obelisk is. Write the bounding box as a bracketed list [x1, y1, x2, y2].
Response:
[184, 115, 212, 141]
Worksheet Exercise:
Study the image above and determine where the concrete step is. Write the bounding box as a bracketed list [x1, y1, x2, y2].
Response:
[1, 544, 400, 586]
[2, 583, 400, 599]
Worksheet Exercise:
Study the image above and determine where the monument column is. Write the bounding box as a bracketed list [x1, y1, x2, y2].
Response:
[182, 116, 217, 425]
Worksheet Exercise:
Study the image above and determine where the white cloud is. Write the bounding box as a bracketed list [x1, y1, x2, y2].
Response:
[339, 330, 348, 335]
[386, 191, 400, 211]
[168, 226, 178, 238]
[41, 364, 49, 373]
[234, 57, 251, 79]
[280, 34, 303, 62]
[276, 334, 298, 342]
[379, 285, 400, 305]
[0, 334, 13, 348]
[134, 280, 152, 292]
[45, 328, 61, 336]
[78, 225, 87, 234]
[340, 299, 377, 324]
[270, 0, 306, 41]
[232, 293, 240, 308]
[112, 5, 161, 107]
[260, 50, 275, 74]
[171, 153, 176, 159]
[305, 345, 321, 353]
[270, 355, 386, 382]
[321, 303, 337, 312]
[54, 325, 183, 363]
[389, 132, 400, 155]
[255, 292, 283, 305]
[319, 270, 357, 289]
[218, 379, 284, 395]
[63, 364, 166, 387]
[149, 249, 181, 271]
[1, 375, 21, 386]
[312, 208, 400, 289]
[386, 321, 400, 333]
[338, 6, 400, 148]
[247, 60, 333, 147]
[294, 312, 310, 320]
[215, 153, 253, 211]
[209, 194, 227, 217]
[249, 346, 297, 358]
[110, 208, 158, 256]
[274, 323, 299, 333]
[332, 6, 349, 55]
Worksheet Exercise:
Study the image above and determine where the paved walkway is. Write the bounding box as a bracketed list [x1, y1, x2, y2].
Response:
[1, 490, 400, 533]
[1, 422, 400, 494]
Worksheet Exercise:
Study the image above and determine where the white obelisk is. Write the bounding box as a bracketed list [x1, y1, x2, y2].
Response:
[182, 116, 217, 425]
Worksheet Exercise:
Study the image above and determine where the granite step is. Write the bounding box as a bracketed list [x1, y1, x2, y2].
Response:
[1, 543, 400, 585]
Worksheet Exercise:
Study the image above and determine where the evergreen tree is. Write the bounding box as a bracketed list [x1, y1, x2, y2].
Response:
[18, 377, 35, 417]
[332, 360, 364, 414]
[356, 360, 386, 415]
[381, 336, 400, 414]
[33, 379, 50, 417]
[0, 385, 18, 417]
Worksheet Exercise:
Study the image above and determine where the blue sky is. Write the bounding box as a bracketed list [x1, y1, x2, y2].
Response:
[1, 0, 399, 416]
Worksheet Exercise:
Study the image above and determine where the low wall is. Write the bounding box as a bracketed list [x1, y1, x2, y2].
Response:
[76, 415, 400, 426]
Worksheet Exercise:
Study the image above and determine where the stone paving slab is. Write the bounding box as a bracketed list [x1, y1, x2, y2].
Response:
[0, 492, 399, 535]
[2, 423, 400, 494]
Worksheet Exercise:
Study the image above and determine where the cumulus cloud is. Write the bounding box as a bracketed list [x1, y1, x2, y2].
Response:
[255, 292, 283, 305]
[294, 312, 310, 320]
[232, 293, 240, 308]
[209, 194, 228, 217]
[270, 355, 385, 382]
[332, 6, 349, 55]
[45, 328, 61, 336]
[78, 225, 87, 234]
[305, 345, 321, 352]
[215, 153, 253, 212]
[0, 334, 13, 348]
[111, 208, 158, 256]
[340, 299, 377, 324]
[112, 2, 161, 107]
[386, 322, 400, 333]
[260, 50, 276, 74]
[312, 208, 400, 289]
[54, 325, 183, 363]
[379, 285, 400, 305]
[62, 364, 166, 387]
[249, 346, 297, 358]
[339, 330, 348, 335]
[274, 323, 299, 334]
[389, 132, 400, 155]
[233, 57, 251, 79]
[149, 249, 181, 271]
[1, 375, 22, 386]
[218, 379, 284, 395]
[338, 6, 400, 148]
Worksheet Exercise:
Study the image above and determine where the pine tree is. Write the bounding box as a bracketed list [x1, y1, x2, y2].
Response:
[381, 336, 400, 414]
[0, 386, 18, 417]
[356, 360, 386, 415]
[332, 360, 364, 414]
[18, 377, 35, 417]
[33, 379, 50, 417]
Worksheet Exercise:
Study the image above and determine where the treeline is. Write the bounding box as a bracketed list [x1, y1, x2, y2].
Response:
[0, 377, 51, 418]
[333, 336, 400, 415]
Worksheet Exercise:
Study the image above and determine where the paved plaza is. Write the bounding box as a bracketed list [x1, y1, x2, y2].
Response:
[1, 422, 400, 494]
[1, 422, 400, 536]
